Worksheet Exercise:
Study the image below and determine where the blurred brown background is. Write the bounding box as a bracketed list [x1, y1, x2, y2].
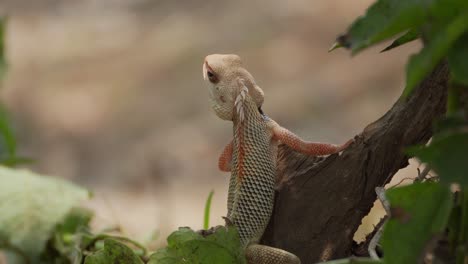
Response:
[0, 0, 421, 249]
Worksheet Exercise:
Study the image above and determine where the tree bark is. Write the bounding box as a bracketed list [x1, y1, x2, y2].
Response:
[261, 62, 450, 263]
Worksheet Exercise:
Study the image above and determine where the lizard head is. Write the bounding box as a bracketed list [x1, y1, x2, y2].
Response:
[203, 54, 264, 121]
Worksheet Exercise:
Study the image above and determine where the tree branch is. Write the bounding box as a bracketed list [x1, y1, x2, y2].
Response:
[261, 62, 450, 263]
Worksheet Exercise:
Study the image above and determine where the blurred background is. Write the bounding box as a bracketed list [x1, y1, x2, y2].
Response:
[0, 0, 422, 250]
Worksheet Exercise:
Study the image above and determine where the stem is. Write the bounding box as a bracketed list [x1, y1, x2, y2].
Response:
[203, 190, 215, 230]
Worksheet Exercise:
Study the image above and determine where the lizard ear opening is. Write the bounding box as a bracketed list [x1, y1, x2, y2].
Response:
[258, 107, 264, 115]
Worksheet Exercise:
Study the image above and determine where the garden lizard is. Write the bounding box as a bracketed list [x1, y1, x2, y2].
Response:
[203, 54, 352, 264]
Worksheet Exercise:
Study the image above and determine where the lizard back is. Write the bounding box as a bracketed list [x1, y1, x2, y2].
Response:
[228, 94, 276, 247]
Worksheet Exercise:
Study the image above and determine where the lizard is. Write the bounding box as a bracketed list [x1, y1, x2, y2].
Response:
[203, 54, 352, 264]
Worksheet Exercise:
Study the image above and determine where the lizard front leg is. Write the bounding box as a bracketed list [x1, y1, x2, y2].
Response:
[219, 140, 237, 219]
[218, 140, 233, 172]
[269, 120, 352, 156]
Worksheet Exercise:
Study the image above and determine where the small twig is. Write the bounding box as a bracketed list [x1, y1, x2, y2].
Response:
[368, 224, 384, 260]
[375, 187, 390, 214]
[389, 177, 415, 189]
[368, 187, 390, 259]
[415, 166, 431, 182]
[369, 166, 436, 259]
[389, 165, 433, 189]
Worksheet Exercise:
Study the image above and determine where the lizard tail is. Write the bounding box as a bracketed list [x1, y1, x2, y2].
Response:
[245, 244, 301, 264]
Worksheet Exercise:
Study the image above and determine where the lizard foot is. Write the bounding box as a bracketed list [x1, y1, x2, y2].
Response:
[245, 244, 301, 264]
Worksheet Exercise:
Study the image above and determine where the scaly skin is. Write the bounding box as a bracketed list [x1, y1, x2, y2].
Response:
[203, 54, 352, 264]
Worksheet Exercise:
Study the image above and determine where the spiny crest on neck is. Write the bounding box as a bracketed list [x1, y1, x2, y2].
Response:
[235, 79, 249, 123]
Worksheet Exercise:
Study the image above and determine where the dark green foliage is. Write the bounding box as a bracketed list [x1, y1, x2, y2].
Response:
[337, 0, 433, 53]
[404, 12, 468, 96]
[333, 0, 468, 263]
[381, 184, 452, 264]
[408, 132, 468, 185]
[334, 0, 468, 96]
[448, 32, 468, 85]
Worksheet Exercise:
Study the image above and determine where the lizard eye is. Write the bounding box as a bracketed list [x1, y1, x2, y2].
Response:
[207, 70, 219, 83]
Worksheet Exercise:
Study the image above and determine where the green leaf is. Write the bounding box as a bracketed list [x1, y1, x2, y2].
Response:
[448, 32, 468, 85]
[166, 227, 203, 248]
[203, 190, 214, 229]
[204, 227, 243, 260]
[148, 227, 245, 264]
[148, 248, 179, 264]
[381, 29, 419, 52]
[0, 166, 90, 263]
[403, 12, 468, 97]
[381, 183, 452, 264]
[337, 0, 468, 54]
[408, 132, 468, 185]
[84, 239, 144, 264]
[339, 0, 433, 54]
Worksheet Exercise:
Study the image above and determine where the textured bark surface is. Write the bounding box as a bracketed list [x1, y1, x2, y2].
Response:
[261, 62, 450, 263]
